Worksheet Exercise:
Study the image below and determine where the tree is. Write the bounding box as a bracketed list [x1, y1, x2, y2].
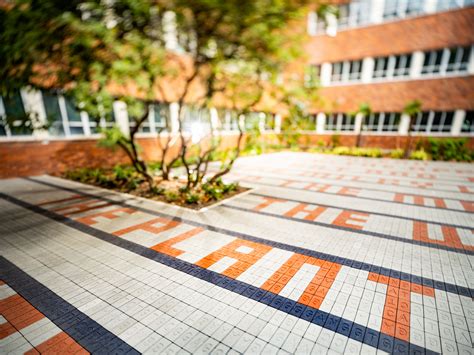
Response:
[1, 0, 313, 193]
[403, 99, 422, 159]
[355, 102, 371, 148]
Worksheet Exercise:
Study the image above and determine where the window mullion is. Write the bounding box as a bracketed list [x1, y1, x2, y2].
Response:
[58, 95, 71, 137]
[440, 48, 450, 75]
[426, 111, 435, 133]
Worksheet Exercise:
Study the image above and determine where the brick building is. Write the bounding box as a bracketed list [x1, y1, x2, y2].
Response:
[305, 0, 474, 136]
[1, 0, 473, 177]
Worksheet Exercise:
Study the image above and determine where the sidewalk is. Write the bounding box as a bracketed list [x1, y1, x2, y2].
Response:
[1, 152, 473, 354]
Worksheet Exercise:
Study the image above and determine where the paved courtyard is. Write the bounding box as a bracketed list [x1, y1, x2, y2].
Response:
[0, 152, 473, 354]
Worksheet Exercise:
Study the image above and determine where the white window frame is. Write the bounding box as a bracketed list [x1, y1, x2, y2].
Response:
[0, 91, 34, 137]
[421, 49, 444, 75]
[0, 96, 12, 137]
[393, 54, 412, 77]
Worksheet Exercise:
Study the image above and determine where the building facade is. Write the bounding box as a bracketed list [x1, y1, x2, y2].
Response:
[306, 0, 474, 136]
[1, 0, 473, 178]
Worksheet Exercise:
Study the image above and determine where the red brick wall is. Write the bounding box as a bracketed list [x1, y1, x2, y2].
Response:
[306, 7, 474, 63]
[1, 134, 472, 178]
[298, 134, 474, 150]
[313, 76, 474, 112]
[0, 134, 243, 178]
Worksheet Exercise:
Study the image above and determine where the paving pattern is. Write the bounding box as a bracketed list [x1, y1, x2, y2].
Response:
[0, 152, 473, 354]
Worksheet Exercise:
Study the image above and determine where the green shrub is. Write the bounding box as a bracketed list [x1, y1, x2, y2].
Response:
[113, 165, 135, 181]
[356, 148, 382, 158]
[390, 149, 404, 159]
[330, 147, 382, 158]
[185, 193, 200, 204]
[332, 146, 351, 155]
[410, 149, 429, 161]
[150, 186, 165, 195]
[330, 134, 341, 147]
[201, 178, 238, 200]
[422, 138, 472, 162]
[223, 182, 238, 194]
[202, 183, 223, 200]
[165, 191, 179, 202]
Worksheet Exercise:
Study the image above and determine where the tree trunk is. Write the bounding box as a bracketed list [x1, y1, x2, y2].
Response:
[355, 116, 364, 148]
[403, 116, 413, 159]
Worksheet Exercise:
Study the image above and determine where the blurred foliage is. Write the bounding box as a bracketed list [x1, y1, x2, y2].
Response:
[417, 138, 473, 162]
[409, 149, 429, 161]
[390, 149, 404, 159]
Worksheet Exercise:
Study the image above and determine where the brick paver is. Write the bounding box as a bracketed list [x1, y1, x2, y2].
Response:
[0, 152, 473, 354]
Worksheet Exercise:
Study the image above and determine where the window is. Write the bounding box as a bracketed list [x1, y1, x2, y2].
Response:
[393, 54, 412, 77]
[461, 111, 474, 133]
[413, 112, 431, 132]
[337, 4, 350, 29]
[1, 91, 33, 136]
[383, 0, 400, 19]
[218, 109, 239, 131]
[437, 0, 473, 11]
[181, 106, 211, 135]
[325, 113, 355, 131]
[421, 49, 444, 75]
[331, 62, 344, 82]
[152, 103, 169, 131]
[89, 110, 114, 134]
[413, 111, 455, 133]
[245, 112, 262, 131]
[373, 54, 412, 79]
[365, 112, 401, 132]
[42, 91, 64, 136]
[422, 46, 471, 76]
[373, 57, 390, 79]
[64, 96, 84, 135]
[430, 111, 454, 132]
[313, 0, 473, 33]
[348, 60, 363, 81]
[305, 65, 320, 87]
[129, 103, 170, 134]
[384, 0, 425, 19]
[307, 11, 326, 35]
[348, 0, 371, 27]
[331, 60, 362, 83]
[265, 113, 275, 130]
[446, 46, 471, 73]
[42, 91, 87, 136]
[406, 0, 425, 15]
